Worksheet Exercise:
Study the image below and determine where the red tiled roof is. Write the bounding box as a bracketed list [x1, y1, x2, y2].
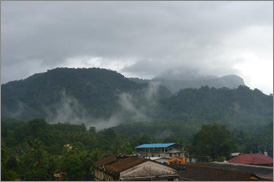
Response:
[228, 154, 273, 165]
[105, 157, 148, 173]
[93, 155, 117, 167]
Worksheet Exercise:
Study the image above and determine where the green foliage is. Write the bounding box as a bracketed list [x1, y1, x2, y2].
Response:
[24, 169, 49, 181]
[88, 126, 96, 134]
[15, 119, 50, 145]
[61, 154, 84, 181]
[1, 118, 138, 181]
[215, 156, 226, 162]
[192, 123, 234, 160]
[5, 156, 19, 171]
[1, 116, 273, 181]
[1, 170, 19, 181]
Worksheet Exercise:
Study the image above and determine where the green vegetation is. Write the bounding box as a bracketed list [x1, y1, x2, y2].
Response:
[192, 123, 233, 161]
[2, 117, 272, 180]
[2, 68, 272, 133]
[1, 117, 133, 181]
[2, 68, 145, 120]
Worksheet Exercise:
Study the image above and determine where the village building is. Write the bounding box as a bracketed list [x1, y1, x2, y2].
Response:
[93, 155, 179, 181]
[228, 153, 273, 167]
[135, 143, 184, 159]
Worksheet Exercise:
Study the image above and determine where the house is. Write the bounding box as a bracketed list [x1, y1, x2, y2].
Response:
[93, 155, 179, 181]
[205, 162, 273, 181]
[135, 143, 184, 159]
[171, 163, 265, 181]
[228, 153, 273, 166]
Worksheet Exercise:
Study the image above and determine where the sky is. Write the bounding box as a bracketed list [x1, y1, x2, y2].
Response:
[1, 1, 273, 94]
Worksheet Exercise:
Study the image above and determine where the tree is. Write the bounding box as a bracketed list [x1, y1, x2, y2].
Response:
[15, 119, 50, 145]
[1, 170, 19, 181]
[29, 139, 48, 170]
[5, 156, 19, 171]
[192, 123, 233, 161]
[88, 126, 96, 134]
[24, 169, 49, 181]
[62, 154, 84, 180]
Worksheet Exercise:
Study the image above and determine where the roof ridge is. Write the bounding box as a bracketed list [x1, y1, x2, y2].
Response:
[212, 162, 273, 169]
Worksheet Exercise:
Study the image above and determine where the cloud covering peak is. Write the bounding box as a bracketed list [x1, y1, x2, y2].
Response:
[1, 1, 273, 94]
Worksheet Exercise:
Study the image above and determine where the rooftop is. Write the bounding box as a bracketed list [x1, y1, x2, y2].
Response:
[93, 155, 117, 167]
[174, 164, 262, 181]
[228, 153, 273, 165]
[104, 157, 148, 173]
[205, 161, 273, 180]
[135, 143, 175, 149]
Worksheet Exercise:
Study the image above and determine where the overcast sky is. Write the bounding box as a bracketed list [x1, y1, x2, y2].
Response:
[1, 1, 273, 94]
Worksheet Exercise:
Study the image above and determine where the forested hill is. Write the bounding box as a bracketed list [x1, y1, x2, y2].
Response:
[1, 68, 145, 120]
[130, 74, 245, 93]
[113, 86, 273, 138]
[1, 67, 273, 134]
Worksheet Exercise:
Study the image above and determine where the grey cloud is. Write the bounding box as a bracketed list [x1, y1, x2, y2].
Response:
[1, 1, 273, 93]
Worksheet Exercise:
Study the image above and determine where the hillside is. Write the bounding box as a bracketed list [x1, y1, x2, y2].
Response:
[1, 68, 144, 121]
[153, 74, 245, 93]
[113, 86, 273, 136]
[1, 68, 272, 134]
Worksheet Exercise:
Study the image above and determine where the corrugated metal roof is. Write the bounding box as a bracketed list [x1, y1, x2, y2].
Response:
[175, 164, 262, 181]
[205, 162, 273, 180]
[135, 143, 175, 149]
[93, 155, 117, 167]
[105, 157, 148, 173]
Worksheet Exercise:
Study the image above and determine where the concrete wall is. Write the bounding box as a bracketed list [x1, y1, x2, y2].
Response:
[120, 161, 179, 181]
[94, 169, 115, 181]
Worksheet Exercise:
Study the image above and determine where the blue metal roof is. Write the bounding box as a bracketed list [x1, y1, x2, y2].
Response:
[135, 143, 175, 149]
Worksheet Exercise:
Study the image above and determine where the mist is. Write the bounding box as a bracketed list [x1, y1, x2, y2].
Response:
[44, 82, 161, 131]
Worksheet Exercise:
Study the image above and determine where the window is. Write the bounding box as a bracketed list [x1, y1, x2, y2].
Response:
[170, 153, 172, 157]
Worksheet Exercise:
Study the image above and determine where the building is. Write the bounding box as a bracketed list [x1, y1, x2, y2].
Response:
[93, 155, 179, 181]
[135, 143, 184, 158]
[170, 163, 265, 181]
[228, 153, 273, 166]
[205, 162, 273, 181]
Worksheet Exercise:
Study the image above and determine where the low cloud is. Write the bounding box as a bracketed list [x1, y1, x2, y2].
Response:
[1, 1, 273, 94]
[44, 82, 161, 131]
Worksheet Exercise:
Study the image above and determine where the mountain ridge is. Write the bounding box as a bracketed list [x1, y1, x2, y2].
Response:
[1, 67, 272, 134]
